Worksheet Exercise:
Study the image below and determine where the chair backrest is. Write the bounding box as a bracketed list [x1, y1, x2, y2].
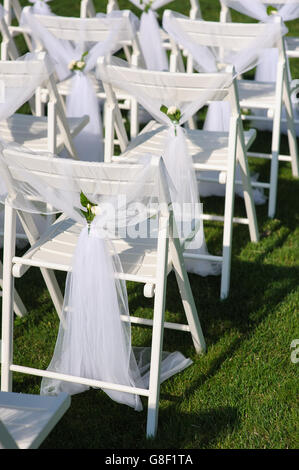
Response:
[25, 8, 143, 61]
[0, 51, 51, 119]
[164, 10, 284, 53]
[97, 56, 238, 161]
[1, 146, 170, 204]
[164, 11, 286, 77]
[0, 52, 83, 158]
[0, 53, 50, 90]
[101, 62, 230, 103]
[219, 0, 295, 22]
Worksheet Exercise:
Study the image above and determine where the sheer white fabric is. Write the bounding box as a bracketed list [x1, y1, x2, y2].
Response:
[221, 0, 299, 23]
[163, 10, 283, 202]
[128, 0, 171, 71]
[221, 0, 299, 134]
[0, 52, 52, 121]
[21, 7, 139, 162]
[0, 145, 192, 409]
[29, 0, 52, 15]
[163, 10, 284, 117]
[0, 51, 54, 247]
[98, 56, 235, 275]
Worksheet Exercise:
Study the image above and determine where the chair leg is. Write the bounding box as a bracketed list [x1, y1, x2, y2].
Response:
[146, 216, 169, 439]
[268, 108, 282, 219]
[268, 64, 284, 219]
[236, 124, 259, 243]
[39, 267, 64, 319]
[169, 235, 206, 354]
[282, 69, 299, 178]
[1, 205, 16, 392]
[220, 117, 237, 300]
[130, 98, 139, 140]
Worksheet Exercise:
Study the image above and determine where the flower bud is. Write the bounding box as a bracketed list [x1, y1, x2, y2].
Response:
[167, 106, 178, 116]
[68, 60, 77, 70]
[77, 61, 85, 70]
[91, 205, 101, 216]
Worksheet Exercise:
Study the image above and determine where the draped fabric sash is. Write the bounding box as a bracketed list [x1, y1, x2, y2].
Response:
[221, 0, 299, 135]
[21, 7, 138, 162]
[29, 0, 52, 15]
[163, 9, 284, 128]
[163, 10, 283, 202]
[128, 0, 171, 71]
[221, 0, 299, 82]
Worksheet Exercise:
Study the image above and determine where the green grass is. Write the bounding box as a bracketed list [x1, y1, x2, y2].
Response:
[1, 0, 299, 450]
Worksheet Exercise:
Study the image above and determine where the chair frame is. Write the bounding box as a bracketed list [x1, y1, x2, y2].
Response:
[2, 0, 33, 53]
[0, 151, 206, 438]
[98, 57, 259, 299]
[166, 11, 299, 218]
[22, 8, 146, 140]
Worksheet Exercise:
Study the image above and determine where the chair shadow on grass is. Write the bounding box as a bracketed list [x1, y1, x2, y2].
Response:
[39, 387, 240, 449]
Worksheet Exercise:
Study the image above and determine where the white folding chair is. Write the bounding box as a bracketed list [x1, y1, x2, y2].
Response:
[219, 0, 299, 60]
[165, 12, 299, 219]
[21, 8, 145, 141]
[0, 148, 206, 438]
[80, 0, 202, 74]
[98, 57, 260, 299]
[0, 391, 70, 449]
[0, 52, 89, 157]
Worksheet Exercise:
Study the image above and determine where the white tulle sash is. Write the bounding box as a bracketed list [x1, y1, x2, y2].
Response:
[29, 0, 52, 15]
[128, 0, 171, 71]
[40, 223, 193, 409]
[21, 7, 138, 161]
[221, 0, 299, 135]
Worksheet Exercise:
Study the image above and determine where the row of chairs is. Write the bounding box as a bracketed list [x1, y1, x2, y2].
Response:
[3, 1, 297, 216]
[0, 0, 298, 446]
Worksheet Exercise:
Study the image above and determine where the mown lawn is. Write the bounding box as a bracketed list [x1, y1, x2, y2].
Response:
[1, 0, 298, 450]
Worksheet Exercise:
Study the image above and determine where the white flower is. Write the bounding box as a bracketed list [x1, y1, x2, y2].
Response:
[91, 205, 101, 216]
[167, 106, 178, 116]
[270, 9, 278, 15]
[76, 61, 85, 70]
[68, 60, 77, 70]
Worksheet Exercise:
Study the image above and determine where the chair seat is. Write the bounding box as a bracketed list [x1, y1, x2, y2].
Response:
[238, 80, 277, 109]
[0, 113, 89, 152]
[119, 121, 256, 170]
[0, 391, 70, 449]
[12, 216, 172, 283]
